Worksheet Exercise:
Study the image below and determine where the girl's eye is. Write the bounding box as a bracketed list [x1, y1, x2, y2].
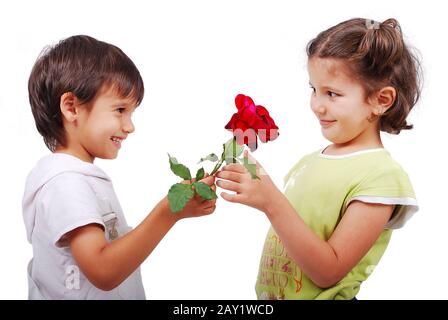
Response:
[309, 86, 316, 93]
[116, 108, 126, 114]
[328, 91, 338, 98]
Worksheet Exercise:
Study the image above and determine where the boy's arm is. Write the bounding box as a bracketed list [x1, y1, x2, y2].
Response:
[68, 177, 216, 291]
[68, 197, 172, 291]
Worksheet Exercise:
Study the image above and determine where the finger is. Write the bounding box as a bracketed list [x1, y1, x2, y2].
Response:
[220, 192, 243, 203]
[202, 205, 216, 215]
[216, 170, 244, 183]
[216, 179, 241, 193]
[201, 199, 217, 207]
[198, 194, 217, 204]
[222, 163, 247, 174]
[201, 202, 216, 211]
[200, 174, 215, 186]
[210, 184, 217, 192]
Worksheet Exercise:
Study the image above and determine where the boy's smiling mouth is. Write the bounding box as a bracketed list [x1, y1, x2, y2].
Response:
[111, 136, 125, 148]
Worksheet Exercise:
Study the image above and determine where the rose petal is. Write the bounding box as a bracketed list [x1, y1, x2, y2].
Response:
[256, 105, 270, 117]
[224, 113, 239, 130]
[229, 94, 279, 147]
[235, 94, 255, 111]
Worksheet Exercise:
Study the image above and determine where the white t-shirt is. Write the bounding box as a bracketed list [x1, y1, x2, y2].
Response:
[22, 153, 146, 299]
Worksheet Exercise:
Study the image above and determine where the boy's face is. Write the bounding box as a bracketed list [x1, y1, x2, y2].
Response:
[72, 85, 137, 162]
[307, 57, 378, 145]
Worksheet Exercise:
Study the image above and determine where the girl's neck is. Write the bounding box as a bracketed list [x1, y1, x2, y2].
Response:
[324, 132, 383, 156]
[323, 142, 384, 156]
[324, 120, 384, 156]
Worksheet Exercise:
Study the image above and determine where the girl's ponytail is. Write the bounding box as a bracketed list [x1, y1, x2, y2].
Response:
[356, 19, 404, 77]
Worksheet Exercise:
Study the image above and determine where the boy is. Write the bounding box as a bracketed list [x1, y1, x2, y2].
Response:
[23, 35, 216, 299]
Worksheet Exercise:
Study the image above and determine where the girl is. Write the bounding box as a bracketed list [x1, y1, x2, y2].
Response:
[216, 18, 421, 300]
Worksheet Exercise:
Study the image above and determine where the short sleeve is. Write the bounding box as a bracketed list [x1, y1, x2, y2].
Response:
[345, 165, 418, 229]
[38, 173, 105, 247]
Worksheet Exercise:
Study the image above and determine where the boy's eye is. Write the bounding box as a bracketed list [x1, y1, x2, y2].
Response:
[327, 91, 338, 98]
[309, 86, 316, 93]
[116, 108, 126, 113]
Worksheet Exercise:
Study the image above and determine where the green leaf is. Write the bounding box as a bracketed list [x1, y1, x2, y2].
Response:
[168, 183, 195, 213]
[168, 154, 192, 180]
[224, 138, 244, 164]
[243, 157, 260, 180]
[193, 181, 218, 200]
[195, 167, 205, 181]
[198, 153, 219, 164]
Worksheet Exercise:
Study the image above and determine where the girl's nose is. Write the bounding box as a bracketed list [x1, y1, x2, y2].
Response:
[311, 98, 326, 115]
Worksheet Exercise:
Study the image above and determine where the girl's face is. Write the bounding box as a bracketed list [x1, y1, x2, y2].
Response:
[307, 57, 379, 146]
[68, 85, 137, 163]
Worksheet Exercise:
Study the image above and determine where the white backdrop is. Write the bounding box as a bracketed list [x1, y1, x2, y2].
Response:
[1, 0, 446, 299]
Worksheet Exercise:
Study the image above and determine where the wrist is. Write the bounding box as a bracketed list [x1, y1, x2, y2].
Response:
[157, 196, 179, 226]
[262, 188, 285, 220]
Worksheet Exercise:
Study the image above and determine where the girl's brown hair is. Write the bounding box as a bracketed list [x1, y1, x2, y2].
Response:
[307, 18, 422, 134]
[28, 35, 144, 151]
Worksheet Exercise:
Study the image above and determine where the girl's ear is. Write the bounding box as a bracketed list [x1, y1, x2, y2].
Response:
[60, 92, 79, 122]
[374, 86, 396, 115]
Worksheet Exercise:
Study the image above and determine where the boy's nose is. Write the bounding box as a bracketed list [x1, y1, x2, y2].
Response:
[123, 119, 135, 134]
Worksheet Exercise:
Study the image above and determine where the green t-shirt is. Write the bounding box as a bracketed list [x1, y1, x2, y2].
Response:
[255, 148, 418, 300]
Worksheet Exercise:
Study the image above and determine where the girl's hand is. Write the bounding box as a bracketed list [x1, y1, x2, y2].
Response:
[216, 151, 281, 212]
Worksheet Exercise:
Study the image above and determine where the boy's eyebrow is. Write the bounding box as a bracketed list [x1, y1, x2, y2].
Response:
[111, 102, 138, 109]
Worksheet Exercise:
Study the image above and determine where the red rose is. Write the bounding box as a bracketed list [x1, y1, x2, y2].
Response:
[224, 94, 279, 151]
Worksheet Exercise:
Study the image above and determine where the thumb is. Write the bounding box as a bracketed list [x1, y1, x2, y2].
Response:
[220, 192, 239, 203]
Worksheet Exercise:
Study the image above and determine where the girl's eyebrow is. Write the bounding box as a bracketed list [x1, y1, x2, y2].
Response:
[322, 85, 340, 92]
[309, 82, 341, 92]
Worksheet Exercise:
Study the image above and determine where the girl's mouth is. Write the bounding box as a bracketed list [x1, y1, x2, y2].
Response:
[319, 120, 337, 127]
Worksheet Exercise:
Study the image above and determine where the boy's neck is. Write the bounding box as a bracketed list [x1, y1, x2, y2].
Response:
[54, 146, 95, 163]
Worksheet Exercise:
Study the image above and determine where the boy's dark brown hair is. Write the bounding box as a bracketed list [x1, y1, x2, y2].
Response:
[306, 18, 422, 134]
[28, 35, 144, 151]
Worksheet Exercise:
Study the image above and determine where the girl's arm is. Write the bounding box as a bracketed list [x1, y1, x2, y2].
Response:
[67, 176, 216, 291]
[263, 193, 393, 288]
[216, 154, 394, 288]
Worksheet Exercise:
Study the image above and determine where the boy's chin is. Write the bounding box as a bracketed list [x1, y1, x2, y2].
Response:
[107, 154, 119, 160]
[96, 152, 119, 160]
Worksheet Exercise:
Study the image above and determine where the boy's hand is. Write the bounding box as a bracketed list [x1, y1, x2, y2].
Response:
[174, 173, 217, 220]
[216, 151, 281, 212]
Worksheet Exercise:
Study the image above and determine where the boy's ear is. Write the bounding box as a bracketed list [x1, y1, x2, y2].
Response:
[373, 86, 396, 115]
[60, 92, 79, 122]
